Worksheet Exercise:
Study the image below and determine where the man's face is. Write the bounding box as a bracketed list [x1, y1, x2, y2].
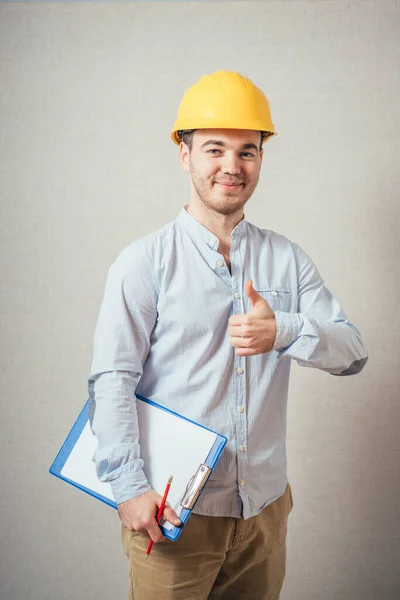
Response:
[180, 129, 263, 216]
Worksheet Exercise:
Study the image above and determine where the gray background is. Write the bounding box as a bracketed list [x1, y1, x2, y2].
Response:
[1, 1, 399, 599]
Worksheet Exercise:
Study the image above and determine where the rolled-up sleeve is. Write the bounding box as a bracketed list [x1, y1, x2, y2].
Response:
[87, 245, 158, 504]
[272, 242, 368, 376]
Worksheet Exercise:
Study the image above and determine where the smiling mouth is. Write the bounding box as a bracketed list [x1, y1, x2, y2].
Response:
[216, 182, 244, 188]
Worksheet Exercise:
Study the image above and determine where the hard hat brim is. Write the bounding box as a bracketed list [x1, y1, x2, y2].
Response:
[171, 126, 277, 146]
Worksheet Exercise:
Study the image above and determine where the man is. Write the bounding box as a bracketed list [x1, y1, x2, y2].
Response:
[88, 71, 368, 599]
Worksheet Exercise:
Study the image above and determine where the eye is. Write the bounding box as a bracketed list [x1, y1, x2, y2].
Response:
[206, 149, 256, 158]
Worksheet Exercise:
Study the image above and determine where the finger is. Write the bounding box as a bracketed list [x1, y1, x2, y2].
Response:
[230, 337, 249, 347]
[228, 326, 249, 337]
[145, 516, 166, 543]
[163, 505, 181, 527]
[228, 315, 247, 326]
[235, 346, 257, 356]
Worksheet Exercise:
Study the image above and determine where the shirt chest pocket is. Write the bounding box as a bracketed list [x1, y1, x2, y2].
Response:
[252, 285, 291, 312]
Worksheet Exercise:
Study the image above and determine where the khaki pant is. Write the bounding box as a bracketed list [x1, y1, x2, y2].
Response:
[121, 482, 293, 600]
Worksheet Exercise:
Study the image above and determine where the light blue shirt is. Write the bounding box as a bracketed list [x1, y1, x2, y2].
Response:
[88, 205, 368, 518]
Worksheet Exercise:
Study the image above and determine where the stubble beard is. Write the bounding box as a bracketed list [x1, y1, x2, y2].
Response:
[190, 165, 258, 217]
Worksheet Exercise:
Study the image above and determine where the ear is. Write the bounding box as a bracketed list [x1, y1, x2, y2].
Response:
[260, 148, 263, 163]
[179, 142, 191, 173]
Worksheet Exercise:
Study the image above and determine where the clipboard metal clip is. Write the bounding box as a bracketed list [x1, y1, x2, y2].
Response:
[180, 464, 211, 510]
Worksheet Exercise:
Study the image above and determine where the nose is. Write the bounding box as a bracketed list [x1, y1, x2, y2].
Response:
[221, 153, 241, 176]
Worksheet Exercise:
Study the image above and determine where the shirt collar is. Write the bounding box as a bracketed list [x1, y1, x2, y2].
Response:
[176, 204, 247, 250]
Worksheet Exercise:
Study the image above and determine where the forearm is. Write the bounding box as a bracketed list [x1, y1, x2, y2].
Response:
[88, 370, 151, 504]
[272, 310, 368, 375]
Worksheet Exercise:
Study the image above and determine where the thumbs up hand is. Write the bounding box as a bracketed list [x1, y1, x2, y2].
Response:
[227, 280, 277, 356]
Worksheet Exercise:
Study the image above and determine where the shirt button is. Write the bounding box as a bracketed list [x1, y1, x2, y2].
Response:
[234, 292, 240, 299]
[240, 480, 245, 487]
[236, 367, 244, 374]
[239, 445, 245, 452]
[237, 406, 244, 413]
[271, 290, 278, 296]
[216, 260, 224, 267]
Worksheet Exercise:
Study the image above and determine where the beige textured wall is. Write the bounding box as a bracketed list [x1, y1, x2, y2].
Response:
[1, 2, 399, 599]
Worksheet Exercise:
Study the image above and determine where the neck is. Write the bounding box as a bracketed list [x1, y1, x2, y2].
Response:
[185, 202, 244, 246]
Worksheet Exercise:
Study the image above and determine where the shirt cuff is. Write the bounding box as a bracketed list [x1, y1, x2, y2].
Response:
[110, 470, 152, 505]
[272, 310, 303, 351]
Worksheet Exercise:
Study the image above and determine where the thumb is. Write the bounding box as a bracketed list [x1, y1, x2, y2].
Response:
[245, 280, 265, 309]
[162, 504, 181, 526]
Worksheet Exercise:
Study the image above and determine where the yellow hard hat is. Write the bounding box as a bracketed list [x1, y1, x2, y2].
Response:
[171, 70, 276, 146]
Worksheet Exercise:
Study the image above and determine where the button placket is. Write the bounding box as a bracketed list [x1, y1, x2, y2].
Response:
[235, 359, 248, 489]
[214, 253, 232, 285]
[229, 234, 249, 492]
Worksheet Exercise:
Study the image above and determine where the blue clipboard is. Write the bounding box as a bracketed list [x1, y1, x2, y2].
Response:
[49, 393, 227, 541]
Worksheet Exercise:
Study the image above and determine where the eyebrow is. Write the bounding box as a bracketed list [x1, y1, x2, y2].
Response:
[201, 140, 259, 152]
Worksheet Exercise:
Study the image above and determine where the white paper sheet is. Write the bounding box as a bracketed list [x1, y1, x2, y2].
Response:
[61, 399, 218, 530]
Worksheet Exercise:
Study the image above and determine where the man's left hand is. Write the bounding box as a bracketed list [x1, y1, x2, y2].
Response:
[228, 280, 277, 356]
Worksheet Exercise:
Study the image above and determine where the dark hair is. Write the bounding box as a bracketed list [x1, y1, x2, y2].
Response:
[180, 130, 196, 151]
[179, 130, 270, 152]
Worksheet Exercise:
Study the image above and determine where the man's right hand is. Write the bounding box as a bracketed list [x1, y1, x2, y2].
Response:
[117, 490, 181, 543]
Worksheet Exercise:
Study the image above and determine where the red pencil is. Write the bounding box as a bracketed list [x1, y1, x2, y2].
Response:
[146, 475, 174, 559]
